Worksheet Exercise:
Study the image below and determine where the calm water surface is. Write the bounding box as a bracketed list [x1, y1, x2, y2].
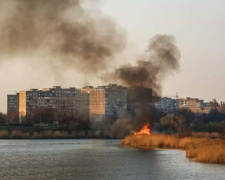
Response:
[0, 139, 224, 180]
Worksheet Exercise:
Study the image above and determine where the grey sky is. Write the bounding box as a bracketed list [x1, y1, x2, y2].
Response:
[102, 0, 225, 99]
[1, 0, 225, 112]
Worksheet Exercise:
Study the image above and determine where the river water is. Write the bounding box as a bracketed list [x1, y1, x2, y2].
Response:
[0, 139, 224, 180]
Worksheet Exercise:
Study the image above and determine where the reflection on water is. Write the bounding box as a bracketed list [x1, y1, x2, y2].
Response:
[0, 140, 224, 180]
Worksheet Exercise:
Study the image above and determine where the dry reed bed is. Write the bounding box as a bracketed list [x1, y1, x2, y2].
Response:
[121, 134, 225, 164]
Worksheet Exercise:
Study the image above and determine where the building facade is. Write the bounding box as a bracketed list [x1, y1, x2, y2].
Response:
[178, 98, 221, 114]
[77, 89, 90, 120]
[179, 98, 204, 113]
[7, 94, 19, 123]
[7, 86, 90, 123]
[89, 84, 127, 121]
[155, 97, 179, 113]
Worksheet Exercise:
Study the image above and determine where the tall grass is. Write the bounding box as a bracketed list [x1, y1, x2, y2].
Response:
[11, 130, 30, 139]
[186, 140, 225, 163]
[122, 134, 179, 148]
[121, 134, 225, 164]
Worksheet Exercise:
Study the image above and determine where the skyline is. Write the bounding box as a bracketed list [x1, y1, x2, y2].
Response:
[1, 0, 225, 112]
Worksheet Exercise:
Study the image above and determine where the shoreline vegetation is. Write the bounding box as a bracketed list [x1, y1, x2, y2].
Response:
[121, 133, 225, 164]
[0, 129, 107, 139]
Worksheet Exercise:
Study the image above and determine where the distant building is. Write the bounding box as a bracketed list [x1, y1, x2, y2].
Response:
[89, 84, 127, 121]
[202, 102, 212, 113]
[178, 97, 220, 114]
[203, 99, 220, 113]
[19, 91, 27, 123]
[155, 97, 179, 113]
[7, 94, 19, 123]
[156, 97, 223, 114]
[77, 89, 90, 120]
[179, 98, 204, 113]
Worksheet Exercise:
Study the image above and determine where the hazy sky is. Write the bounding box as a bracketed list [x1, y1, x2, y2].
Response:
[102, 0, 225, 99]
[1, 0, 225, 112]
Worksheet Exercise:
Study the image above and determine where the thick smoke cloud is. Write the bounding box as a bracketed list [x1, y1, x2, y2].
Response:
[0, 0, 125, 73]
[107, 35, 181, 137]
[114, 34, 181, 95]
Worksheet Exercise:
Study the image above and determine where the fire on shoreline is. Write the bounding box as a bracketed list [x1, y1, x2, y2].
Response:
[134, 123, 151, 136]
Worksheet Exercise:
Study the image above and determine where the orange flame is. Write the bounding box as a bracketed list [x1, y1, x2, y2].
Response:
[134, 123, 151, 136]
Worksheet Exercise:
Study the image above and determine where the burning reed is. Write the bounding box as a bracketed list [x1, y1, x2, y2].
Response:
[121, 134, 225, 164]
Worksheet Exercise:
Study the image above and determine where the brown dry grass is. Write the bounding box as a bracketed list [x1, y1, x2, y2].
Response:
[186, 140, 225, 163]
[121, 134, 179, 148]
[0, 130, 9, 138]
[53, 131, 69, 138]
[191, 132, 222, 139]
[10, 130, 30, 139]
[121, 134, 225, 164]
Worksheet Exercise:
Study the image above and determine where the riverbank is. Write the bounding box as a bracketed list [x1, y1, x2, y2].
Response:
[0, 129, 107, 139]
[121, 134, 225, 164]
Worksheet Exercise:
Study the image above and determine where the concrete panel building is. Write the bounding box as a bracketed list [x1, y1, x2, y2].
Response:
[155, 97, 179, 113]
[89, 84, 127, 121]
[19, 91, 27, 123]
[179, 98, 204, 113]
[7, 94, 19, 123]
[77, 89, 90, 120]
[8, 86, 90, 124]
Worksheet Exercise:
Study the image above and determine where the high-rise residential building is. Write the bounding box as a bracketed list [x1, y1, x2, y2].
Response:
[155, 97, 179, 113]
[89, 84, 127, 121]
[7, 94, 19, 123]
[77, 89, 90, 120]
[179, 98, 204, 113]
[8, 86, 90, 123]
[19, 91, 26, 123]
[7, 84, 153, 123]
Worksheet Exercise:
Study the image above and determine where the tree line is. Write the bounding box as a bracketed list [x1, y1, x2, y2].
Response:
[2, 108, 225, 134]
[157, 109, 225, 134]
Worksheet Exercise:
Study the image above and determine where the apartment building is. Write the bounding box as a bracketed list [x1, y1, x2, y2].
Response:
[203, 99, 221, 113]
[179, 98, 204, 113]
[155, 97, 179, 113]
[7, 94, 19, 123]
[89, 84, 127, 121]
[8, 86, 89, 123]
[77, 89, 90, 120]
[7, 84, 153, 123]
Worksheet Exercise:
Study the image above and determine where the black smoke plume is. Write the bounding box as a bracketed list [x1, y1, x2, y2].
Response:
[108, 35, 181, 137]
[0, 0, 125, 73]
[114, 34, 180, 95]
